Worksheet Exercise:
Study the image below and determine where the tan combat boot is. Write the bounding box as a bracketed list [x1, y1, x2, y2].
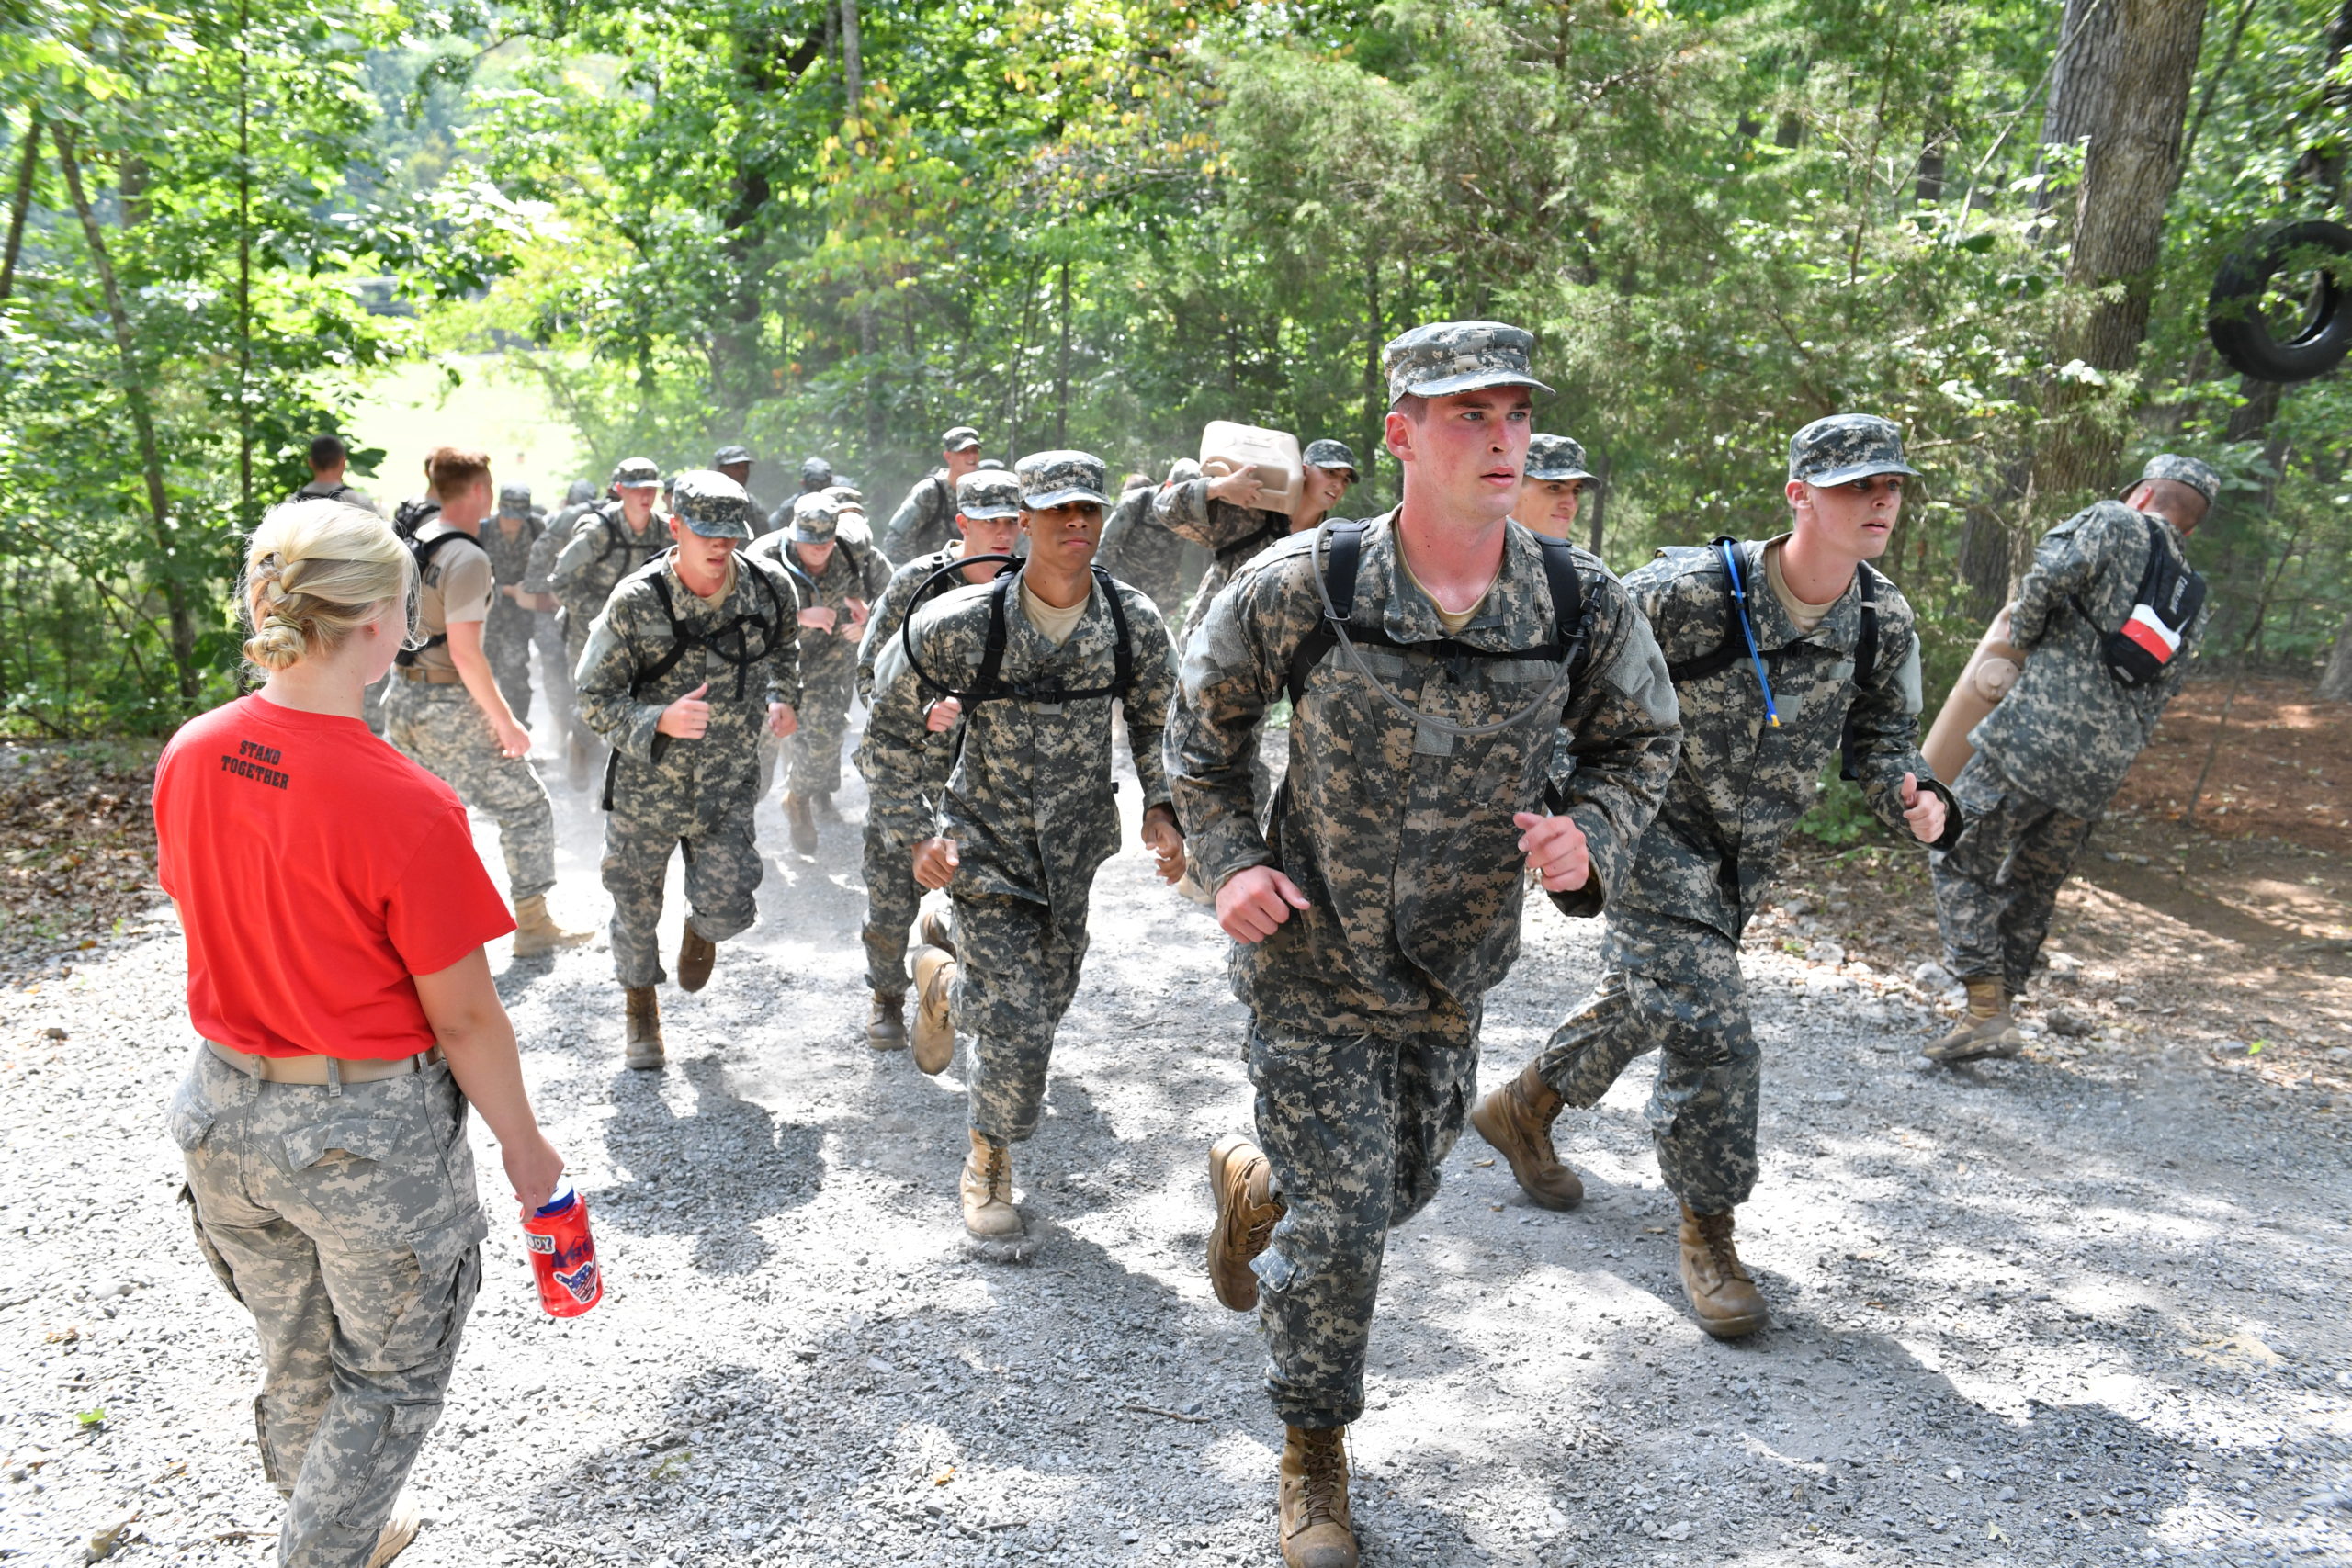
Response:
[1207, 1134, 1285, 1312]
[1678, 1203, 1770, 1338]
[512, 896, 594, 958]
[624, 987, 664, 1071]
[1277, 1426, 1358, 1568]
[910, 945, 957, 1074]
[781, 791, 819, 856]
[364, 1495, 422, 1568]
[917, 907, 956, 957]
[960, 1130, 1023, 1238]
[676, 925, 717, 993]
[1468, 1062, 1585, 1211]
[867, 990, 907, 1049]
[1925, 977, 2024, 1065]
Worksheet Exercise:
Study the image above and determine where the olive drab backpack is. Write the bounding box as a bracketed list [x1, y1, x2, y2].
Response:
[1660, 536, 1879, 780]
[2075, 513, 2206, 688]
[599, 554, 797, 810]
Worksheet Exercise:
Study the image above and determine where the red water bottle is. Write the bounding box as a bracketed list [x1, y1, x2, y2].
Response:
[523, 1185, 602, 1316]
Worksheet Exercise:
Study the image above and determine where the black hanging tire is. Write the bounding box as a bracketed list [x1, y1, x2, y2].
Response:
[2206, 219, 2352, 384]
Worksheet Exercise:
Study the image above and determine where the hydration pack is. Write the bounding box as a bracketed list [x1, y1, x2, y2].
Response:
[600, 555, 797, 811]
[900, 555, 1136, 707]
[2075, 513, 2205, 688]
[391, 523, 477, 669]
[1659, 536, 1879, 781]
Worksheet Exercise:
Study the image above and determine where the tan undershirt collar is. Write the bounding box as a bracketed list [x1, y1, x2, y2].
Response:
[1763, 538, 1842, 636]
[1399, 549, 1496, 637]
[1019, 578, 1089, 648]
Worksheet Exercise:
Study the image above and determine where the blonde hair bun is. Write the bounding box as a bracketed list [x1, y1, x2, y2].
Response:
[238, 501, 416, 673]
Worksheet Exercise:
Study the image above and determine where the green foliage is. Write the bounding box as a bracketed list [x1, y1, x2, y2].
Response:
[1794, 768, 1878, 848]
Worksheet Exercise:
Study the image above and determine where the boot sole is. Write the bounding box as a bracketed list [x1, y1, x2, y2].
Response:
[1466, 1095, 1583, 1211]
[1924, 1032, 2025, 1066]
[1691, 1309, 1770, 1339]
[677, 938, 715, 994]
[911, 950, 956, 1074]
[1206, 1134, 1267, 1313]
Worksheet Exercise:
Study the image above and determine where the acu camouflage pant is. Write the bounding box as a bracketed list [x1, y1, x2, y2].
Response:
[173, 1044, 486, 1568]
[786, 648, 855, 796]
[530, 609, 571, 733]
[484, 598, 536, 724]
[601, 809, 763, 989]
[947, 886, 1094, 1144]
[382, 680, 559, 903]
[860, 819, 923, 998]
[1533, 909, 1759, 1217]
[1250, 999, 1479, 1429]
[1930, 751, 2098, 996]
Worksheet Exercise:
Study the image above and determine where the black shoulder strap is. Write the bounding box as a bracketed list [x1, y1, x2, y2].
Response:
[1664, 537, 1749, 682]
[1853, 563, 1878, 682]
[391, 529, 476, 665]
[911, 559, 1136, 707]
[972, 570, 1018, 698]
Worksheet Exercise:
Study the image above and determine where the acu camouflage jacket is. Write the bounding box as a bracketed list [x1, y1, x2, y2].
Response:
[1973, 502, 2209, 818]
[573, 552, 803, 835]
[550, 503, 667, 638]
[1165, 513, 1681, 1045]
[863, 569, 1177, 906]
[1622, 536, 1956, 941]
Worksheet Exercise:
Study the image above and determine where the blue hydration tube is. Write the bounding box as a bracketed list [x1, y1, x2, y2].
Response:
[1718, 539, 1780, 728]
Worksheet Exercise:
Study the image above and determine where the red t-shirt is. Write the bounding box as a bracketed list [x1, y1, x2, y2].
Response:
[153, 694, 516, 1059]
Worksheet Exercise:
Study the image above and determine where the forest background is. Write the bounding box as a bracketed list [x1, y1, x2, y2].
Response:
[4, 0, 2352, 736]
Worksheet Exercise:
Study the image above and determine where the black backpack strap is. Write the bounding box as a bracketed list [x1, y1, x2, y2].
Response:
[1282, 519, 1368, 707]
[1663, 536, 1749, 682]
[1838, 565, 1880, 782]
[971, 570, 1018, 699]
[392, 529, 475, 666]
[1532, 534, 1585, 663]
[1093, 565, 1134, 700]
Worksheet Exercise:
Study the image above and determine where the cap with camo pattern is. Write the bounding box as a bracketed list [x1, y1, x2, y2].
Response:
[1786, 414, 1919, 488]
[1167, 457, 1203, 486]
[1015, 449, 1114, 510]
[798, 456, 834, 489]
[788, 491, 841, 545]
[1383, 321, 1554, 403]
[825, 483, 865, 510]
[564, 479, 597, 505]
[670, 469, 756, 541]
[1303, 438, 1361, 479]
[2126, 453, 2221, 509]
[612, 457, 661, 488]
[956, 469, 1023, 521]
[712, 444, 753, 468]
[497, 481, 534, 516]
[941, 425, 981, 453]
[1524, 434, 1595, 484]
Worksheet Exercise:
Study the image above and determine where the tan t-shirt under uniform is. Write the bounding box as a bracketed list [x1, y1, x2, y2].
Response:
[1763, 538, 1842, 636]
[1019, 579, 1090, 648]
[410, 525, 494, 678]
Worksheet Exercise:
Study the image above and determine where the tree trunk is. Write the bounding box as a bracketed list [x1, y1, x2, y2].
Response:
[1054, 256, 1071, 448]
[56, 129, 198, 701]
[2318, 610, 2352, 701]
[2024, 0, 2208, 517]
[236, 0, 254, 527]
[841, 0, 880, 457]
[0, 108, 42, 302]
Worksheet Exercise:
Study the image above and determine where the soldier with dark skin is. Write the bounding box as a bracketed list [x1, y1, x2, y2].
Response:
[868, 451, 1185, 1242]
[1170, 323, 1680, 1568]
[571, 471, 801, 1070]
[1472, 413, 1959, 1340]
[853, 469, 1026, 1048]
[1927, 455, 2217, 1064]
[748, 493, 894, 853]
[551, 460, 668, 793]
[882, 424, 987, 560]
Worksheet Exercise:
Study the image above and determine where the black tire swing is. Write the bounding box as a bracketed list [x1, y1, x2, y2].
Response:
[2206, 219, 2352, 383]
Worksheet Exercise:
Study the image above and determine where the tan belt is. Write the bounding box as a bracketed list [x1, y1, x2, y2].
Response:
[395, 666, 464, 685]
[207, 1039, 445, 1086]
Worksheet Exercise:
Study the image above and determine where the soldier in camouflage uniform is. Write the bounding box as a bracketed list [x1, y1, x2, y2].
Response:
[1170, 323, 1679, 1568]
[551, 460, 668, 795]
[853, 469, 1026, 1048]
[523, 478, 599, 743]
[481, 482, 543, 725]
[287, 433, 381, 514]
[1156, 437, 1361, 650]
[383, 448, 592, 956]
[1928, 454, 2217, 1063]
[1473, 413, 1960, 1341]
[763, 456, 837, 535]
[1510, 433, 1596, 541]
[1094, 466, 1189, 614]
[573, 471, 802, 1070]
[871, 450, 1184, 1241]
[711, 443, 775, 532]
[746, 492, 894, 853]
[882, 423, 987, 559]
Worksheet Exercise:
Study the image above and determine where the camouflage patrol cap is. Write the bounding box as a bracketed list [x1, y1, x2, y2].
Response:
[611, 457, 661, 489]
[564, 479, 597, 505]
[798, 456, 834, 490]
[712, 444, 753, 468]
[1303, 438, 1360, 479]
[824, 483, 865, 509]
[2125, 454, 2220, 509]
[1524, 434, 1595, 484]
[956, 469, 1023, 521]
[1786, 414, 1919, 488]
[787, 491, 841, 546]
[1167, 457, 1204, 486]
[941, 424, 981, 454]
[670, 468, 756, 542]
[1016, 449, 1114, 510]
[1383, 321, 1554, 403]
[497, 481, 534, 517]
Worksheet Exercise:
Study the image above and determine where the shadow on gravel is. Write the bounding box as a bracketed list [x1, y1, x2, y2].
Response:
[600, 1055, 824, 1273]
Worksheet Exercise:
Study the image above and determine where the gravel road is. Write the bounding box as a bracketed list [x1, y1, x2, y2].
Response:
[3, 697, 2347, 1568]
